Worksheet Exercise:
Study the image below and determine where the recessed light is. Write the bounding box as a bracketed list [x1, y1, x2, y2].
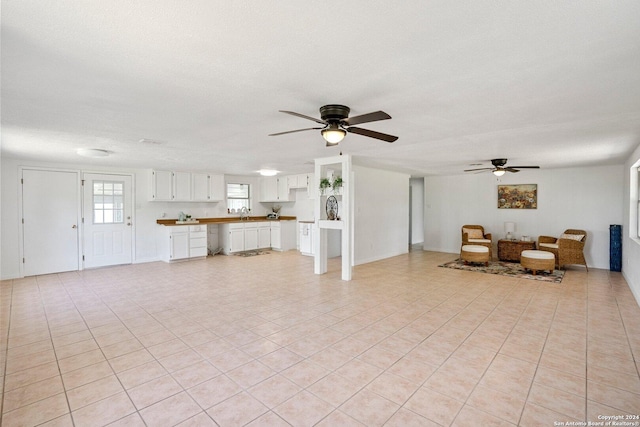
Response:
[258, 169, 278, 176]
[77, 148, 109, 158]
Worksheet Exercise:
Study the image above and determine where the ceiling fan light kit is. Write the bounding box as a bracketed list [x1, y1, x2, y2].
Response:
[270, 104, 398, 145]
[465, 158, 540, 175]
[321, 123, 346, 145]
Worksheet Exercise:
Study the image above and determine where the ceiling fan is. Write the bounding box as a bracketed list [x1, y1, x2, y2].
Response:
[464, 158, 540, 176]
[269, 104, 398, 146]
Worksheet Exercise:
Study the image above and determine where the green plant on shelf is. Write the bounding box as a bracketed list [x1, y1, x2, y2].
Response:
[332, 176, 343, 193]
[319, 177, 331, 195]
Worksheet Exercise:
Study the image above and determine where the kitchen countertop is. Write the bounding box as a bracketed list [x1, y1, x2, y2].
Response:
[156, 216, 297, 226]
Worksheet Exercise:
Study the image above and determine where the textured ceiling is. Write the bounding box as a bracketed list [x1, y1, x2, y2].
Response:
[2, 1, 640, 176]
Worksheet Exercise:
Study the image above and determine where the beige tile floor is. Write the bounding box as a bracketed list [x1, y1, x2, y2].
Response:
[1, 249, 639, 426]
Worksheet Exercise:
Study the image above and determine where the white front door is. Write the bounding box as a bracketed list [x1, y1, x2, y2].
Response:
[22, 169, 80, 276]
[82, 173, 133, 268]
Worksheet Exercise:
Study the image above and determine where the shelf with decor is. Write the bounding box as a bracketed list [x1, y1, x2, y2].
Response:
[318, 219, 343, 230]
[318, 175, 343, 222]
[314, 155, 351, 280]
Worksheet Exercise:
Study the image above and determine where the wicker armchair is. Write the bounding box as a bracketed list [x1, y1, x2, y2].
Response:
[538, 229, 588, 271]
[461, 225, 493, 258]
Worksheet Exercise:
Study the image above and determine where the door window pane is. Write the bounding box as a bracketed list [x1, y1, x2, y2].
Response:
[93, 180, 125, 224]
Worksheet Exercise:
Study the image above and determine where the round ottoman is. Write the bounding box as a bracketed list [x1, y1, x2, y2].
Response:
[521, 250, 555, 275]
[461, 245, 490, 266]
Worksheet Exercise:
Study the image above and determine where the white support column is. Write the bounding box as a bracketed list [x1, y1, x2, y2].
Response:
[313, 154, 352, 281]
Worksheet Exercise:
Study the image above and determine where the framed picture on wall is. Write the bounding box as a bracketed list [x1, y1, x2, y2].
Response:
[498, 184, 537, 209]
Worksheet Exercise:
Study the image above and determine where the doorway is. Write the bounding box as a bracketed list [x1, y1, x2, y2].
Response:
[82, 173, 133, 268]
[409, 178, 425, 248]
[21, 168, 81, 276]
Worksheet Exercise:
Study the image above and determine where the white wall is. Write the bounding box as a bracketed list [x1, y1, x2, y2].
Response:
[0, 157, 261, 279]
[353, 165, 410, 265]
[410, 178, 425, 244]
[423, 165, 624, 270]
[623, 143, 640, 305]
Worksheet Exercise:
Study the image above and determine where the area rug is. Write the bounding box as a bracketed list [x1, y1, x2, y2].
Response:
[438, 259, 564, 283]
[234, 250, 270, 257]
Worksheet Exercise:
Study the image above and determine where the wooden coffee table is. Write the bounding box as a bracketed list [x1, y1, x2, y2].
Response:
[498, 239, 536, 262]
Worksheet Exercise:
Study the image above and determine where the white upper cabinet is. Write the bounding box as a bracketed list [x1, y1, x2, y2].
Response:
[287, 175, 299, 190]
[277, 177, 292, 201]
[260, 177, 293, 202]
[287, 174, 308, 190]
[150, 170, 225, 202]
[260, 173, 316, 202]
[192, 173, 210, 201]
[151, 170, 173, 201]
[173, 171, 192, 201]
[260, 177, 278, 202]
[192, 173, 225, 201]
[209, 174, 225, 201]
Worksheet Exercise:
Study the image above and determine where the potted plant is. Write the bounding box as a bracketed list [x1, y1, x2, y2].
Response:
[332, 176, 343, 193]
[319, 177, 331, 195]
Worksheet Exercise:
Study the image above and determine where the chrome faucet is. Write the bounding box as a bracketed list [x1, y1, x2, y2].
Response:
[239, 207, 249, 220]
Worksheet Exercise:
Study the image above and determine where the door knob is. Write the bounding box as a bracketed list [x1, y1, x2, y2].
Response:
[127, 223, 131, 226]
[72, 225, 77, 229]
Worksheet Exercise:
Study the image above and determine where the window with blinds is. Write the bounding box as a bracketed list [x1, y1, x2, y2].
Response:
[227, 183, 250, 211]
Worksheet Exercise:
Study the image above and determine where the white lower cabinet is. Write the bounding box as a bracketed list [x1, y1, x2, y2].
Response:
[270, 222, 281, 250]
[244, 223, 259, 251]
[299, 222, 313, 256]
[160, 225, 208, 262]
[169, 229, 190, 260]
[188, 225, 208, 257]
[271, 220, 296, 251]
[258, 223, 271, 249]
[220, 221, 295, 254]
[219, 223, 245, 254]
[230, 229, 244, 252]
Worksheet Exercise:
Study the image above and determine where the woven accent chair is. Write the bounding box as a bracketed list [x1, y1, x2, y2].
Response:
[461, 225, 493, 259]
[538, 229, 588, 271]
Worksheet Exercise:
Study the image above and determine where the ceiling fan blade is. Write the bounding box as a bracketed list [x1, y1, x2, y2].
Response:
[464, 167, 493, 172]
[279, 110, 326, 125]
[269, 127, 324, 136]
[347, 127, 398, 142]
[343, 111, 391, 126]
[505, 167, 520, 173]
[508, 166, 540, 169]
